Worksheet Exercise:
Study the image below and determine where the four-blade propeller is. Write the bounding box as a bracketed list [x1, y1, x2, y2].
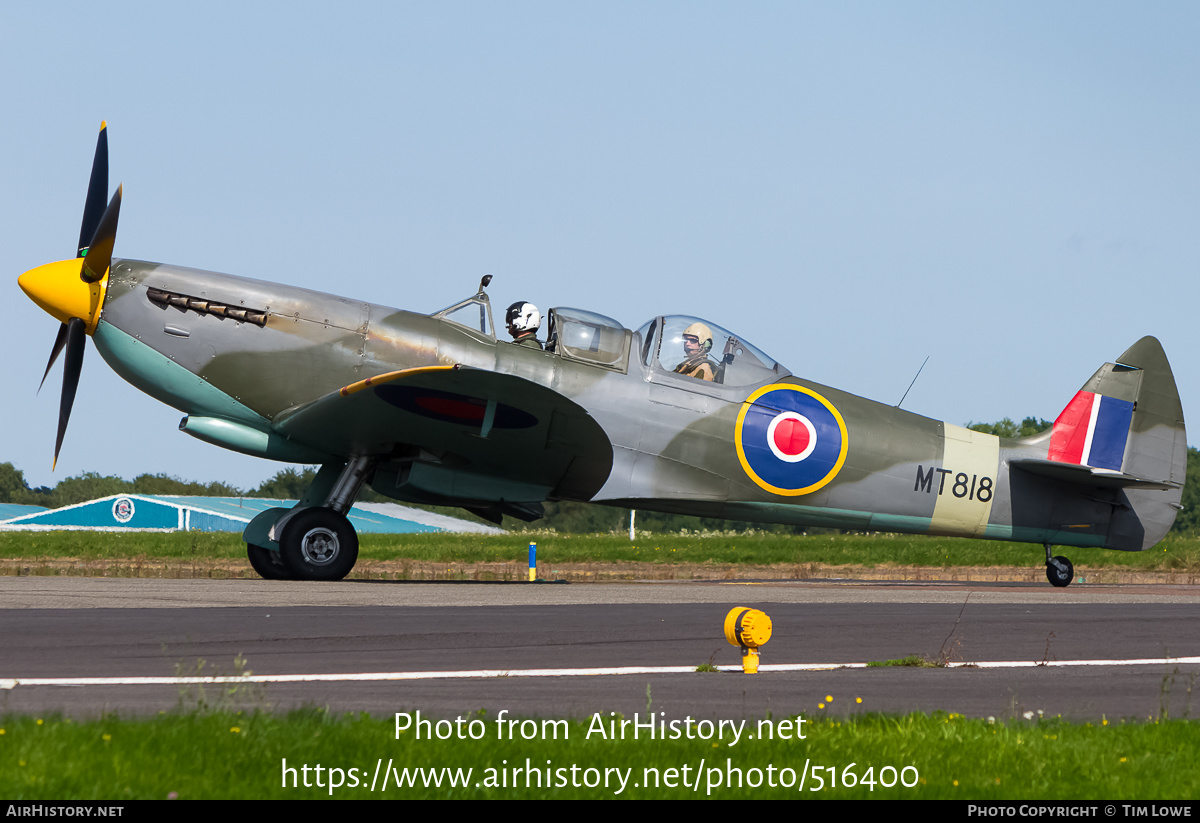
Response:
[28, 122, 122, 469]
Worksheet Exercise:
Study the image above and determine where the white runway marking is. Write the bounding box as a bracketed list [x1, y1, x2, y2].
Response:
[4, 656, 1200, 689]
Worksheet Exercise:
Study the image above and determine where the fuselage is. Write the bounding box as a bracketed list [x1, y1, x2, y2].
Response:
[66, 258, 1181, 552]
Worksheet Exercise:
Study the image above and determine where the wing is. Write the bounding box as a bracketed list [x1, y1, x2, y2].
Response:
[273, 365, 613, 501]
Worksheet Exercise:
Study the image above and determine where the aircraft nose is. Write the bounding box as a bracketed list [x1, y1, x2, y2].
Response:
[18, 258, 108, 333]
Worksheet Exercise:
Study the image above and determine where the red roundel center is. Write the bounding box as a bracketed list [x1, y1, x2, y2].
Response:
[773, 417, 811, 456]
[416, 395, 486, 421]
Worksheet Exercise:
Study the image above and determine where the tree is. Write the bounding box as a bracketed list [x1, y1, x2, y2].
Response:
[967, 417, 1052, 438]
[0, 463, 30, 504]
[250, 467, 318, 499]
[45, 472, 132, 508]
[131, 473, 242, 497]
[1170, 447, 1200, 533]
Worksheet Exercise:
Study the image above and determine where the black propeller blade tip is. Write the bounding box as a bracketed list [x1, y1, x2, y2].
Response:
[53, 318, 87, 470]
[78, 122, 109, 259]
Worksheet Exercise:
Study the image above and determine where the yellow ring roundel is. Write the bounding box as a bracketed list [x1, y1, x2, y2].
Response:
[735, 384, 849, 496]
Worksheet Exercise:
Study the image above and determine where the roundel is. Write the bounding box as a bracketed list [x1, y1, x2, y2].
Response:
[735, 385, 849, 495]
[112, 497, 136, 524]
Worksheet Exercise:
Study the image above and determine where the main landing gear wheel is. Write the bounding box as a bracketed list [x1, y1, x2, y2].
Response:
[279, 507, 358, 581]
[1046, 555, 1074, 588]
[247, 543, 291, 580]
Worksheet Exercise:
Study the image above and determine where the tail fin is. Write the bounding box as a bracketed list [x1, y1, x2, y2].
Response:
[1048, 337, 1185, 480]
[1048, 336, 1187, 548]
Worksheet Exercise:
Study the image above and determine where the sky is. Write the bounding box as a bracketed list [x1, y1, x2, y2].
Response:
[3, 2, 1198, 493]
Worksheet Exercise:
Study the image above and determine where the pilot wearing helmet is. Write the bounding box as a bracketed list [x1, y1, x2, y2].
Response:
[674, 321, 718, 381]
[506, 301, 543, 350]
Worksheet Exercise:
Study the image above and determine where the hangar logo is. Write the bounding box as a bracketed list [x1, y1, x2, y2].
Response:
[112, 497, 135, 524]
[735, 385, 849, 496]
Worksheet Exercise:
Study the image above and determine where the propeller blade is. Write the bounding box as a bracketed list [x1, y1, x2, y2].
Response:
[37, 322, 69, 394]
[53, 317, 87, 470]
[80, 184, 121, 284]
[77, 122, 109, 259]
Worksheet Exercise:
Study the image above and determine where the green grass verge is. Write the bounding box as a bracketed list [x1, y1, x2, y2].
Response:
[866, 655, 943, 668]
[3, 710, 1197, 799]
[2, 530, 1199, 572]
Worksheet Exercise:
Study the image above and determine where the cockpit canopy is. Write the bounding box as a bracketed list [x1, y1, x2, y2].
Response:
[546, 307, 631, 370]
[637, 315, 786, 386]
[432, 290, 494, 337]
[430, 286, 785, 385]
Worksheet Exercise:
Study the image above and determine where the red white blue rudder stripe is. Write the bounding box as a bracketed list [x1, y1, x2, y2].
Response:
[1048, 390, 1134, 471]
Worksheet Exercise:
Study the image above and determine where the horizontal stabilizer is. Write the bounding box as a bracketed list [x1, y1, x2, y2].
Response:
[1011, 457, 1180, 491]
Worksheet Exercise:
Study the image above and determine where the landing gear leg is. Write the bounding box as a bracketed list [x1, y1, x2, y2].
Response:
[1044, 543, 1074, 588]
[276, 456, 376, 581]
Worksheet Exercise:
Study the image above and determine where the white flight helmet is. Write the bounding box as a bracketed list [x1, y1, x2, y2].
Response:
[506, 301, 541, 334]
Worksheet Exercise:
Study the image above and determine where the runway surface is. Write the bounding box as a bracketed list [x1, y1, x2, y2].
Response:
[3, 576, 1199, 721]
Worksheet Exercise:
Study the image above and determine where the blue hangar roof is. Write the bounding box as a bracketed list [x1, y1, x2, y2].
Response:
[0, 504, 47, 520]
[0, 495, 503, 535]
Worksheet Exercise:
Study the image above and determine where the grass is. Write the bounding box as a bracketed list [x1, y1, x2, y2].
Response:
[1, 530, 1199, 575]
[3, 709, 1198, 799]
[866, 655, 943, 668]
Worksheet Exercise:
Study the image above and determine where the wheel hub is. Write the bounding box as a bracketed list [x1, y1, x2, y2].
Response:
[300, 527, 339, 565]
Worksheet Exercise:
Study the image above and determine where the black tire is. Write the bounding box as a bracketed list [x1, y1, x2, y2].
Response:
[1046, 555, 1074, 588]
[279, 507, 358, 581]
[247, 543, 291, 580]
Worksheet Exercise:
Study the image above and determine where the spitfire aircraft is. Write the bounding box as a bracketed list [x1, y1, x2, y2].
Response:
[19, 125, 1187, 585]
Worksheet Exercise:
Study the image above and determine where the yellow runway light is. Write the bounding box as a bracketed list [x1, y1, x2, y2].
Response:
[724, 607, 772, 673]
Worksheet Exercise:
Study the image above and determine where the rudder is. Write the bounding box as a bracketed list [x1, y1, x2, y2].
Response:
[1047, 336, 1186, 548]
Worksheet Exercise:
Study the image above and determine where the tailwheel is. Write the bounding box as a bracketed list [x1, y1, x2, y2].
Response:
[1045, 552, 1074, 588]
[247, 543, 291, 580]
[279, 507, 358, 581]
